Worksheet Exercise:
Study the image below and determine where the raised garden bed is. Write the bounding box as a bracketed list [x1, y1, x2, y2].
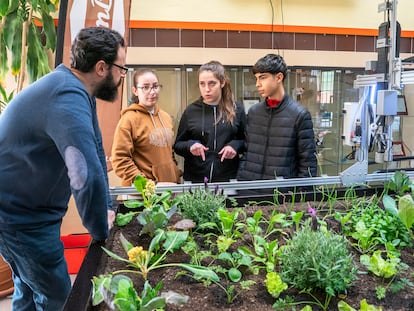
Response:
[64, 182, 414, 311]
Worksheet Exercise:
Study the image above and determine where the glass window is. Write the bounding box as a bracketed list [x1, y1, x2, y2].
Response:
[127, 65, 398, 177]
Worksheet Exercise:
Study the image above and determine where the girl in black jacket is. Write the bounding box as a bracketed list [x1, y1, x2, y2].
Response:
[174, 61, 246, 183]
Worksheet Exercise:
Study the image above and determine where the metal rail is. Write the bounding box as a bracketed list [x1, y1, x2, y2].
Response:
[109, 170, 414, 197]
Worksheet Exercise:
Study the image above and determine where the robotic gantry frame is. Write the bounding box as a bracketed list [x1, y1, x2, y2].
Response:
[340, 0, 414, 186]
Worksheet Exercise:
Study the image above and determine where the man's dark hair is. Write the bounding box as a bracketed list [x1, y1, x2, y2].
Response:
[70, 27, 125, 73]
[252, 54, 287, 81]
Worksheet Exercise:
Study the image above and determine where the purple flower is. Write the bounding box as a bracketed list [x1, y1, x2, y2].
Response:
[214, 184, 219, 194]
[308, 207, 316, 218]
[203, 177, 209, 184]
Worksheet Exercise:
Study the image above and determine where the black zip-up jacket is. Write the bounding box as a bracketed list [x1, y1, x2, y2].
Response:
[174, 98, 246, 182]
[237, 95, 317, 181]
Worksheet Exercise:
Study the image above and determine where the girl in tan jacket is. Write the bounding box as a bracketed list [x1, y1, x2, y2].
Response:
[112, 68, 181, 186]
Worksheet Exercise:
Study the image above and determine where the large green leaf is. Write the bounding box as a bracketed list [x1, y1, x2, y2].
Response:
[27, 22, 51, 82]
[40, 11, 56, 51]
[31, 0, 39, 10]
[0, 32, 8, 83]
[0, 0, 10, 16]
[0, 0, 19, 17]
[3, 10, 20, 50]
[119, 233, 134, 254]
[398, 194, 414, 229]
[10, 21, 22, 75]
[382, 194, 398, 216]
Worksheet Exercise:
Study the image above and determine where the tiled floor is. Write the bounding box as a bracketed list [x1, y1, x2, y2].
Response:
[0, 275, 77, 310]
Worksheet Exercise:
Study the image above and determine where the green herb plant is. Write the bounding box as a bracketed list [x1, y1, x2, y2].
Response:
[315, 184, 341, 216]
[242, 208, 289, 241]
[177, 182, 233, 229]
[0, 86, 13, 114]
[278, 223, 358, 311]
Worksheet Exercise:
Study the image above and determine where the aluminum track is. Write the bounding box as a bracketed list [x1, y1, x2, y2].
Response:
[109, 170, 414, 197]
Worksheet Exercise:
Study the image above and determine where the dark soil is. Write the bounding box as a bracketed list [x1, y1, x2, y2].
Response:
[89, 203, 414, 311]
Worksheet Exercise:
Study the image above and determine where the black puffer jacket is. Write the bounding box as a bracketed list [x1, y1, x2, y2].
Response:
[237, 95, 317, 181]
[174, 98, 246, 182]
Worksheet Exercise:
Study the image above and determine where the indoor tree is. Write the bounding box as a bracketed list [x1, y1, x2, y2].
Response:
[0, 0, 58, 110]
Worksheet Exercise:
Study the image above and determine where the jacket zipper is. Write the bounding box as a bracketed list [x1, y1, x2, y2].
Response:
[209, 106, 217, 181]
[261, 108, 272, 178]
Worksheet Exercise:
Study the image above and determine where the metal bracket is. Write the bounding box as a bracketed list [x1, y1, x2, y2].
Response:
[339, 160, 369, 187]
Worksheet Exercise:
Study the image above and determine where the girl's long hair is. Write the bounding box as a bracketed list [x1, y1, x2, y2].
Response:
[198, 61, 236, 125]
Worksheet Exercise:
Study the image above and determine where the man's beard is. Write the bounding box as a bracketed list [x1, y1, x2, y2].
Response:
[95, 72, 122, 102]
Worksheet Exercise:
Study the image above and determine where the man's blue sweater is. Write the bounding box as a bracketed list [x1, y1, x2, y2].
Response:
[0, 64, 112, 241]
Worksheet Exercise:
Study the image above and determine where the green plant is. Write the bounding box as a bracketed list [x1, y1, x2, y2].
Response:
[181, 236, 214, 266]
[315, 184, 341, 215]
[243, 208, 288, 240]
[383, 193, 414, 235]
[92, 275, 166, 311]
[0, 0, 58, 91]
[204, 264, 256, 304]
[338, 298, 383, 311]
[238, 235, 279, 273]
[200, 207, 244, 253]
[360, 248, 412, 300]
[290, 210, 304, 232]
[345, 198, 411, 252]
[265, 271, 288, 299]
[279, 224, 358, 310]
[177, 183, 233, 229]
[216, 251, 253, 282]
[116, 176, 179, 236]
[0, 85, 13, 113]
[237, 208, 289, 272]
[101, 229, 219, 282]
[384, 170, 413, 196]
[349, 220, 381, 254]
[360, 250, 400, 279]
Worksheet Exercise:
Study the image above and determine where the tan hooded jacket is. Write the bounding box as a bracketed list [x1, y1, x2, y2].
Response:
[111, 103, 181, 186]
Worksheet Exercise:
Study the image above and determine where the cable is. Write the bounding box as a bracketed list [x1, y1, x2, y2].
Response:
[269, 0, 274, 49]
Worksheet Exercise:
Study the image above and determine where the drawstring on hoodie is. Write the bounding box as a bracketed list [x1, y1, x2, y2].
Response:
[149, 110, 172, 147]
